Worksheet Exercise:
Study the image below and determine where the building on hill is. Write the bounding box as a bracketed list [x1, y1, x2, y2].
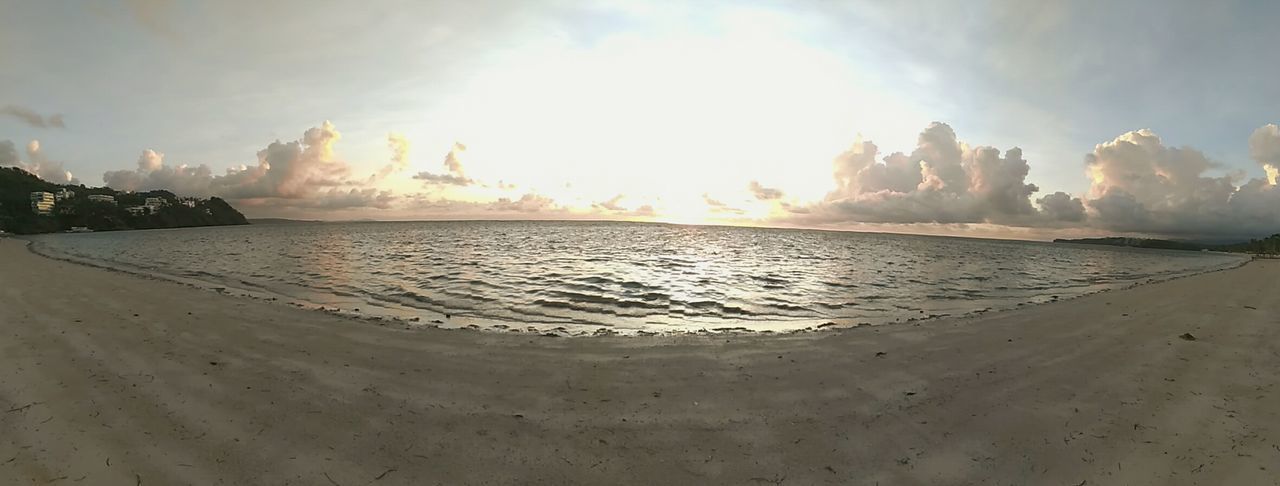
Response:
[125, 206, 149, 216]
[88, 194, 116, 204]
[54, 188, 75, 201]
[29, 192, 54, 215]
[180, 197, 198, 208]
[144, 197, 166, 213]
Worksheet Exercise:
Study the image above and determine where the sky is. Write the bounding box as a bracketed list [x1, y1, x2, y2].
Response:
[2, 0, 1280, 240]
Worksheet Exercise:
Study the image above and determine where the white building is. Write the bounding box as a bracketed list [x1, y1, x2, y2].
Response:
[143, 197, 166, 213]
[179, 197, 198, 208]
[29, 192, 54, 215]
[88, 194, 116, 204]
[54, 188, 76, 201]
[125, 206, 149, 216]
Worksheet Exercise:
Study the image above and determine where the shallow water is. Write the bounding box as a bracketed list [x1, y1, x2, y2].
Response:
[29, 221, 1247, 334]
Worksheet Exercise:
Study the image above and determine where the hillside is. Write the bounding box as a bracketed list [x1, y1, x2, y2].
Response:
[0, 167, 248, 234]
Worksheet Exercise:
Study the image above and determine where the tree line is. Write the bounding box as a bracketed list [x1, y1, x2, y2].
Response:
[0, 167, 248, 234]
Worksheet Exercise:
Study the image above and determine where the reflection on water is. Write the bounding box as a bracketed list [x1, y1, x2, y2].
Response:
[29, 221, 1247, 334]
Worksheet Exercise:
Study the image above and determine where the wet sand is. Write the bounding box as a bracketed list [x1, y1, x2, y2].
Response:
[2, 237, 1278, 485]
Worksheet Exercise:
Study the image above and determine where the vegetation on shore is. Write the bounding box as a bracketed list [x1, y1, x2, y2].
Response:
[1056, 235, 1280, 255]
[1, 167, 248, 234]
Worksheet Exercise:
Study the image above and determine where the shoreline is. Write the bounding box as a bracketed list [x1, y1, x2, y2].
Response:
[3, 237, 1279, 484]
[19, 235, 1253, 337]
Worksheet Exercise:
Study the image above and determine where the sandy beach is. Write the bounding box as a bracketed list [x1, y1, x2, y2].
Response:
[2, 238, 1278, 485]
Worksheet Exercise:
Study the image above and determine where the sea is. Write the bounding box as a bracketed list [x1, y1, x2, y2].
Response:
[27, 221, 1248, 335]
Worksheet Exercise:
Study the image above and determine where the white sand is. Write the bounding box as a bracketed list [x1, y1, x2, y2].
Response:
[2, 237, 1278, 485]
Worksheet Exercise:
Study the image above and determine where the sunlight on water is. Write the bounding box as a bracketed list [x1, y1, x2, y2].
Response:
[29, 221, 1247, 335]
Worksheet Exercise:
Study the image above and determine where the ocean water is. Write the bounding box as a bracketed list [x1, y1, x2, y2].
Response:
[28, 221, 1247, 335]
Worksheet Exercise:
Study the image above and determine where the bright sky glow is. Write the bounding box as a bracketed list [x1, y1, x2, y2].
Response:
[3, 0, 1280, 238]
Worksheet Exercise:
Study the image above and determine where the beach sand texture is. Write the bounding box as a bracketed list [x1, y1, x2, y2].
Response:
[2, 238, 1279, 485]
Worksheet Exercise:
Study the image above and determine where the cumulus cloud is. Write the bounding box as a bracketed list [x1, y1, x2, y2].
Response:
[1, 105, 65, 129]
[0, 139, 78, 183]
[101, 121, 394, 210]
[1249, 124, 1280, 186]
[1081, 128, 1280, 238]
[748, 180, 783, 200]
[800, 122, 1076, 226]
[1036, 191, 1086, 222]
[787, 121, 1280, 238]
[413, 142, 474, 186]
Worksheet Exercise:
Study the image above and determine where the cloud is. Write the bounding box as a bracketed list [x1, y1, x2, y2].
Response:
[101, 121, 394, 210]
[702, 193, 728, 208]
[0, 139, 78, 183]
[236, 187, 396, 210]
[1036, 191, 1086, 222]
[587, 194, 656, 217]
[412, 172, 474, 186]
[1081, 127, 1280, 238]
[785, 121, 1280, 238]
[489, 193, 557, 212]
[702, 193, 744, 215]
[413, 142, 474, 186]
[444, 142, 467, 175]
[371, 133, 411, 180]
[1249, 124, 1280, 185]
[797, 122, 1076, 226]
[1, 105, 65, 129]
[592, 194, 627, 211]
[747, 180, 783, 200]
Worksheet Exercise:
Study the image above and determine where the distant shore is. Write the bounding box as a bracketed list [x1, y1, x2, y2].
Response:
[2, 238, 1278, 485]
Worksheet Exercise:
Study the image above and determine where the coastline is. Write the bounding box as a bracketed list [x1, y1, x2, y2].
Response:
[3, 237, 1279, 484]
[21, 234, 1252, 337]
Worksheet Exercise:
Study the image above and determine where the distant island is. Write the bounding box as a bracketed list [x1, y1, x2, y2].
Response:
[245, 217, 320, 225]
[1056, 235, 1280, 255]
[1, 167, 248, 234]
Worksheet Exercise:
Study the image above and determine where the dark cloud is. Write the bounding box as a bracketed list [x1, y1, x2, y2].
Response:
[1, 105, 65, 129]
[1036, 191, 1086, 222]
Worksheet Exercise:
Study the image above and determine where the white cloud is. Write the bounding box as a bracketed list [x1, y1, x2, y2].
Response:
[101, 121, 394, 210]
[1249, 124, 1280, 185]
[795, 122, 1076, 226]
[747, 180, 783, 200]
[0, 139, 77, 183]
[1082, 127, 1280, 238]
[371, 132, 411, 180]
[413, 142, 474, 186]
